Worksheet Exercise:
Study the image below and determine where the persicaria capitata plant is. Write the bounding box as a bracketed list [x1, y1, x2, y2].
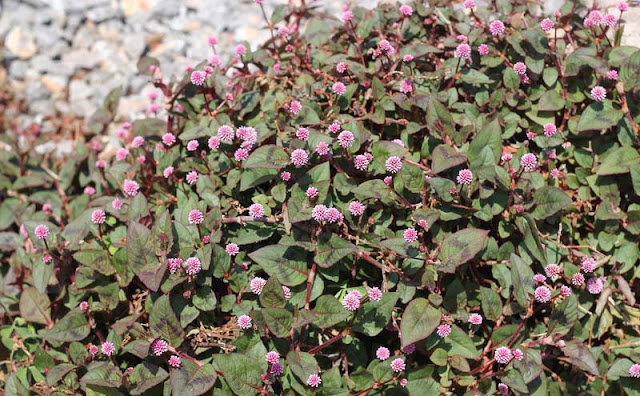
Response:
[2, 0, 640, 394]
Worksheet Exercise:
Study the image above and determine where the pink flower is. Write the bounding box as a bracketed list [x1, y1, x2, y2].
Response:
[378, 39, 394, 56]
[342, 10, 353, 22]
[95, 159, 106, 169]
[34, 224, 50, 239]
[307, 374, 322, 388]
[587, 277, 604, 294]
[543, 123, 557, 137]
[606, 70, 618, 80]
[250, 277, 267, 294]
[456, 169, 473, 185]
[501, 153, 512, 162]
[168, 355, 181, 368]
[551, 167, 561, 178]
[312, 205, 328, 222]
[605, 14, 618, 27]
[123, 179, 140, 197]
[163, 166, 174, 179]
[336, 62, 349, 73]
[112, 198, 123, 211]
[84, 186, 96, 196]
[545, 264, 562, 278]
[248, 203, 265, 219]
[367, 287, 383, 302]
[162, 133, 176, 146]
[186, 140, 199, 151]
[456, 34, 468, 42]
[282, 286, 291, 299]
[325, 208, 343, 223]
[290, 149, 309, 167]
[384, 176, 393, 186]
[618, 2, 629, 12]
[478, 44, 489, 55]
[167, 258, 182, 274]
[402, 54, 414, 62]
[466, 313, 483, 325]
[560, 285, 572, 297]
[234, 148, 249, 162]
[131, 136, 144, 148]
[226, 243, 239, 256]
[512, 349, 524, 361]
[91, 209, 106, 224]
[185, 257, 201, 276]
[208, 136, 221, 150]
[328, 122, 341, 133]
[266, 351, 280, 364]
[402, 343, 416, 354]
[338, 131, 355, 147]
[42, 255, 52, 263]
[235, 44, 247, 57]
[590, 86, 606, 101]
[136, 155, 146, 164]
[238, 315, 252, 329]
[456, 43, 471, 58]
[513, 62, 527, 76]
[306, 187, 318, 199]
[315, 141, 330, 156]
[151, 339, 169, 356]
[376, 346, 390, 361]
[400, 378, 408, 387]
[520, 153, 537, 172]
[270, 362, 284, 376]
[349, 201, 366, 216]
[343, 290, 362, 311]
[629, 363, 640, 378]
[498, 383, 509, 395]
[188, 209, 204, 225]
[540, 18, 554, 32]
[489, 20, 506, 35]
[399, 79, 413, 94]
[79, 301, 89, 311]
[385, 156, 403, 173]
[390, 358, 406, 372]
[278, 26, 290, 38]
[463, 0, 475, 8]
[289, 100, 302, 115]
[217, 125, 235, 142]
[403, 228, 418, 243]
[296, 127, 309, 140]
[582, 256, 596, 273]
[588, 11, 603, 25]
[191, 71, 206, 86]
[533, 274, 547, 283]
[280, 171, 291, 182]
[354, 154, 370, 171]
[101, 342, 116, 356]
[182, 172, 197, 187]
[88, 344, 99, 356]
[207, 35, 218, 46]
[534, 286, 552, 303]
[332, 81, 346, 95]
[437, 324, 452, 337]
[399, 4, 413, 16]
[494, 346, 512, 364]
[572, 272, 585, 286]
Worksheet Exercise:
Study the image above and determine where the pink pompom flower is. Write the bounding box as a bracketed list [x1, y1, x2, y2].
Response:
[312, 205, 328, 222]
[498, 383, 509, 395]
[494, 346, 512, 364]
[376, 346, 390, 361]
[185, 257, 201, 276]
[225, 243, 239, 256]
[534, 286, 552, 303]
[123, 179, 140, 197]
[238, 315, 252, 329]
[540, 18, 554, 32]
[234, 148, 249, 162]
[590, 86, 606, 101]
[188, 209, 204, 225]
[151, 339, 169, 356]
[112, 198, 123, 211]
[385, 156, 403, 173]
[543, 123, 557, 137]
[208, 136, 221, 150]
[332, 82, 346, 95]
[248, 203, 265, 219]
[489, 20, 506, 35]
[265, 351, 280, 364]
[296, 127, 309, 140]
[101, 342, 116, 357]
[91, 209, 106, 224]
[336, 62, 349, 73]
[390, 358, 406, 372]
[463, 0, 475, 8]
[513, 62, 527, 76]
[217, 125, 235, 142]
[457, 169, 473, 185]
[402, 54, 414, 62]
[456, 43, 471, 58]
[250, 277, 267, 294]
[187, 140, 199, 151]
[587, 277, 604, 294]
[403, 228, 418, 243]
[235, 44, 247, 57]
[478, 44, 489, 55]
[468, 313, 483, 325]
[349, 201, 366, 216]
[289, 100, 302, 115]
[167, 258, 182, 274]
[291, 149, 309, 167]
[163, 166, 174, 179]
[618, 2, 629, 12]
[186, 171, 199, 185]
[168, 355, 181, 368]
[399, 4, 413, 16]
[354, 154, 370, 171]
[581, 256, 596, 273]
[572, 272, 585, 286]
[79, 301, 89, 312]
[520, 153, 537, 171]
[328, 122, 341, 133]
[315, 141, 330, 156]
[307, 374, 322, 388]
[606, 70, 618, 80]
[191, 71, 206, 86]
[629, 363, 640, 378]
[437, 324, 452, 337]
[34, 224, 50, 239]
[325, 208, 343, 223]
[306, 187, 319, 199]
[343, 290, 362, 311]
[545, 264, 562, 278]
[338, 131, 355, 147]
[367, 287, 383, 302]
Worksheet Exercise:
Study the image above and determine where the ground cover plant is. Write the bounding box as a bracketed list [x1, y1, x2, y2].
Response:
[1, 0, 640, 394]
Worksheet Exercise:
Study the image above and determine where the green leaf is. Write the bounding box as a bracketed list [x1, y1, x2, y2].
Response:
[532, 186, 571, 220]
[213, 353, 263, 396]
[46, 363, 77, 386]
[515, 215, 547, 265]
[248, 245, 309, 286]
[479, 287, 502, 321]
[436, 228, 489, 273]
[45, 310, 90, 342]
[431, 144, 468, 174]
[286, 351, 319, 384]
[353, 292, 399, 336]
[548, 294, 578, 336]
[511, 253, 535, 308]
[400, 298, 440, 348]
[565, 47, 608, 76]
[129, 362, 168, 395]
[73, 249, 115, 276]
[192, 287, 217, 311]
[620, 50, 640, 89]
[576, 100, 624, 132]
[19, 287, 51, 325]
[170, 360, 217, 396]
[308, 295, 351, 329]
[149, 295, 185, 347]
[597, 146, 640, 175]
[538, 90, 564, 111]
[261, 307, 293, 338]
[437, 325, 479, 359]
[503, 68, 520, 89]
[460, 69, 492, 84]
[260, 277, 286, 308]
[352, 180, 396, 201]
[243, 144, 289, 169]
[81, 362, 123, 388]
[315, 233, 356, 268]
[560, 341, 599, 375]
[127, 222, 164, 292]
[469, 120, 502, 170]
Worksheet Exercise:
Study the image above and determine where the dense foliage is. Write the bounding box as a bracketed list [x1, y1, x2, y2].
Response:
[2, 0, 640, 394]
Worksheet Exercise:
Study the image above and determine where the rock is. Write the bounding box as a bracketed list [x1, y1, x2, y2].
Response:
[42, 75, 67, 93]
[121, 0, 154, 18]
[5, 27, 37, 59]
[62, 50, 100, 70]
